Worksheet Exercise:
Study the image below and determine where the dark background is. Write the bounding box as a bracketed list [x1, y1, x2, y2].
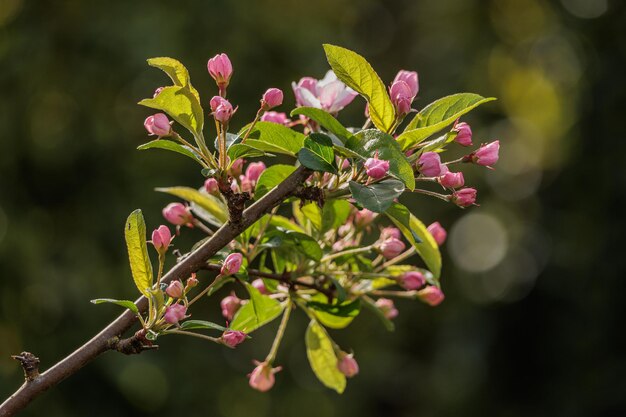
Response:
[1, 0, 625, 416]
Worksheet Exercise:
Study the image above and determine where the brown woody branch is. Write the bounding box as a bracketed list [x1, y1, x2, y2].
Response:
[0, 165, 311, 417]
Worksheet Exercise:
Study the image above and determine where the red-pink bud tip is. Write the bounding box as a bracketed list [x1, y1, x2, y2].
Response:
[222, 330, 247, 348]
[144, 113, 171, 137]
[337, 352, 359, 378]
[427, 222, 447, 245]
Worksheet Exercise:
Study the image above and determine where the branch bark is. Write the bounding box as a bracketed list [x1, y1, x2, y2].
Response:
[0, 165, 311, 417]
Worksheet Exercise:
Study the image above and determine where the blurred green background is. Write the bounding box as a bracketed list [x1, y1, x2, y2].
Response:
[1, 0, 625, 415]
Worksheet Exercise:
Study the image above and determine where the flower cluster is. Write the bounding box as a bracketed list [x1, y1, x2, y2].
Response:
[95, 44, 499, 395]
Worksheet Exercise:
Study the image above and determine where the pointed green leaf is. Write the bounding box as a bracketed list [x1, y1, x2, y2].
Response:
[137, 139, 205, 166]
[147, 57, 200, 100]
[139, 85, 204, 139]
[91, 298, 139, 315]
[323, 44, 395, 133]
[230, 283, 285, 333]
[299, 133, 337, 174]
[242, 121, 305, 156]
[179, 320, 227, 332]
[305, 320, 346, 393]
[321, 199, 351, 233]
[124, 210, 153, 297]
[308, 299, 361, 329]
[290, 107, 353, 144]
[397, 93, 496, 150]
[227, 143, 268, 162]
[349, 179, 404, 213]
[385, 202, 442, 280]
[346, 129, 415, 190]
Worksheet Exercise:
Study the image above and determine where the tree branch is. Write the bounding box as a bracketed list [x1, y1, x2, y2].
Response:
[0, 165, 312, 417]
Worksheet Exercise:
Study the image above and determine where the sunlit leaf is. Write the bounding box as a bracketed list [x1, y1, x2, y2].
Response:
[255, 164, 296, 199]
[137, 139, 204, 166]
[230, 282, 285, 333]
[124, 210, 153, 297]
[349, 180, 405, 213]
[147, 57, 200, 100]
[139, 85, 204, 139]
[242, 121, 305, 156]
[323, 44, 395, 133]
[291, 107, 353, 144]
[298, 133, 337, 174]
[90, 298, 139, 315]
[179, 320, 227, 332]
[308, 299, 361, 329]
[155, 186, 228, 226]
[305, 320, 346, 393]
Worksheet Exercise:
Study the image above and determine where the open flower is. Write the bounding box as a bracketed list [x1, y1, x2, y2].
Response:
[292, 71, 357, 114]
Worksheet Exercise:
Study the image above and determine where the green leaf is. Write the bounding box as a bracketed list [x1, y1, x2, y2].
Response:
[137, 139, 204, 166]
[266, 229, 323, 261]
[147, 57, 200, 100]
[308, 299, 360, 329]
[242, 121, 305, 156]
[299, 134, 337, 174]
[323, 44, 395, 133]
[155, 186, 228, 226]
[139, 85, 204, 139]
[385, 202, 442, 280]
[347, 129, 415, 190]
[254, 164, 296, 199]
[230, 283, 285, 333]
[90, 298, 139, 315]
[349, 180, 404, 213]
[419, 131, 458, 153]
[290, 107, 353, 144]
[300, 203, 322, 232]
[397, 93, 496, 150]
[179, 320, 227, 332]
[124, 210, 153, 297]
[321, 199, 351, 233]
[227, 143, 268, 162]
[305, 320, 346, 393]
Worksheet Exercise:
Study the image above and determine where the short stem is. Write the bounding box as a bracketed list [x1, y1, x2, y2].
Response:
[171, 132, 210, 168]
[188, 275, 224, 306]
[321, 245, 374, 263]
[156, 253, 165, 282]
[218, 123, 228, 169]
[375, 247, 416, 272]
[413, 188, 450, 202]
[265, 300, 292, 365]
[444, 157, 465, 165]
[165, 329, 221, 344]
[370, 289, 418, 299]
[240, 107, 264, 144]
[193, 219, 214, 236]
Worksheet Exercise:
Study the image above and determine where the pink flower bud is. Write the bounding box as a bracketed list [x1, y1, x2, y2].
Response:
[248, 362, 280, 392]
[400, 271, 426, 290]
[427, 222, 447, 246]
[162, 203, 193, 226]
[222, 330, 247, 348]
[260, 111, 290, 125]
[251, 278, 269, 294]
[210, 95, 226, 112]
[239, 175, 253, 194]
[230, 158, 244, 176]
[151, 225, 172, 254]
[220, 292, 242, 321]
[261, 88, 283, 110]
[221, 253, 243, 276]
[163, 303, 187, 324]
[393, 70, 419, 98]
[204, 178, 219, 195]
[389, 80, 413, 116]
[418, 152, 444, 177]
[375, 298, 399, 319]
[438, 171, 465, 189]
[337, 352, 359, 378]
[339, 158, 351, 170]
[144, 113, 171, 137]
[165, 280, 184, 298]
[364, 155, 390, 179]
[355, 209, 377, 228]
[245, 162, 266, 183]
[380, 237, 406, 259]
[213, 98, 235, 124]
[450, 188, 477, 207]
[418, 286, 445, 306]
[153, 86, 165, 98]
[472, 141, 500, 167]
[453, 122, 473, 146]
[186, 273, 199, 289]
[380, 227, 401, 240]
[207, 53, 233, 91]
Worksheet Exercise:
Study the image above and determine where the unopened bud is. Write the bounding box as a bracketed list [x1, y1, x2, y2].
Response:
[221, 330, 247, 348]
[165, 280, 184, 298]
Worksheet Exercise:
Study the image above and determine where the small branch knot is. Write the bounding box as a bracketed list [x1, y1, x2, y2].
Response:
[108, 329, 158, 355]
[294, 185, 324, 207]
[218, 177, 251, 224]
[12, 352, 40, 382]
